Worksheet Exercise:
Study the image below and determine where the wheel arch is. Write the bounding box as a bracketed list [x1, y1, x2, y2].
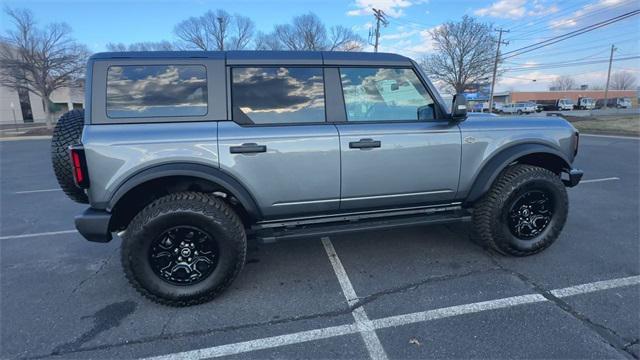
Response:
[108, 163, 262, 231]
[465, 143, 571, 204]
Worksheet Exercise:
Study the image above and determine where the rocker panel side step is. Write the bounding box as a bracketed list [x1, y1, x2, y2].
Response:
[253, 211, 471, 243]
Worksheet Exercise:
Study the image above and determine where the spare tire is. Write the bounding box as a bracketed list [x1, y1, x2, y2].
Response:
[51, 109, 89, 204]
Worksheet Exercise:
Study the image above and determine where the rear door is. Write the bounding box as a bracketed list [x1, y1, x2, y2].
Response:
[334, 67, 461, 210]
[218, 65, 341, 218]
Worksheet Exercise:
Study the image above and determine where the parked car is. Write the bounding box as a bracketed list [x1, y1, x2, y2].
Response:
[557, 98, 574, 111]
[575, 97, 595, 110]
[500, 102, 536, 114]
[50, 51, 583, 306]
[596, 97, 632, 109]
[529, 102, 544, 112]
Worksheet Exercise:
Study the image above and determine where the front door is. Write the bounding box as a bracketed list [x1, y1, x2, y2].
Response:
[336, 67, 461, 210]
[218, 66, 340, 218]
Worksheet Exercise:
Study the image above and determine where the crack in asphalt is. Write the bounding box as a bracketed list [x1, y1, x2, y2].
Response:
[70, 247, 118, 294]
[349, 267, 501, 310]
[23, 266, 493, 359]
[483, 249, 639, 360]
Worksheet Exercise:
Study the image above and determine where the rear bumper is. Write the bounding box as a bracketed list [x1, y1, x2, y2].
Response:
[75, 208, 112, 243]
[563, 168, 583, 187]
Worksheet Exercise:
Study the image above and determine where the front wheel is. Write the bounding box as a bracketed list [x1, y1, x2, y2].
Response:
[472, 165, 568, 256]
[121, 192, 247, 306]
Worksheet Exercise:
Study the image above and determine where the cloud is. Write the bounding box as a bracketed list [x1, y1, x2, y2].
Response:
[405, 28, 438, 53]
[475, 0, 558, 19]
[346, 0, 425, 18]
[550, 0, 635, 28]
[380, 29, 420, 40]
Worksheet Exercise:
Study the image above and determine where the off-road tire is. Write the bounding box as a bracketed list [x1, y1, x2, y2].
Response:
[472, 164, 568, 256]
[121, 192, 247, 306]
[51, 109, 88, 204]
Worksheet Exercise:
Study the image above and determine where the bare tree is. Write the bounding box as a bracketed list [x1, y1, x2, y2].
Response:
[0, 8, 89, 128]
[328, 26, 364, 51]
[420, 16, 498, 93]
[229, 15, 254, 50]
[549, 75, 576, 91]
[106, 41, 175, 51]
[260, 13, 364, 51]
[610, 71, 637, 90]
[254, 31, 283, 50]
[174, 10, 255, 50]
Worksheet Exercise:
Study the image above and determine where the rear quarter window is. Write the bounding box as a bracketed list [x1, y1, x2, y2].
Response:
[106, 65, 208, 118]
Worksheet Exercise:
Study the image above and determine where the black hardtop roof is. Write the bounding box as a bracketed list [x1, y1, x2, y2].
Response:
[89, 50, 413, 66]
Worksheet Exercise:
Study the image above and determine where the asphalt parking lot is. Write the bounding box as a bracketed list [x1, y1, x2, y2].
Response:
[1, 134, 639, 360]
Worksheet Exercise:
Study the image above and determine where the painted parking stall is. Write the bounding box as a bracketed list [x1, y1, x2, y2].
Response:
[0, 135, 638, 359]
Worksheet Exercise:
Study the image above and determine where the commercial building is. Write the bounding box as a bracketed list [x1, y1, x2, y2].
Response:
[0, 84, 84, 125]
[492, 90, 638, 108]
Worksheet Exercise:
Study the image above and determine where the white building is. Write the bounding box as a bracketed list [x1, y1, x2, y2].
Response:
[0, 83, 84, 125]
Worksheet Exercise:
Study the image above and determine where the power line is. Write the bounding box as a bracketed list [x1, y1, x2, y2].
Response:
[501, 10, 640, 60]
[506, 0, 591, 34]
[504, 55, 639, 72]
[506, 0, 635, 39]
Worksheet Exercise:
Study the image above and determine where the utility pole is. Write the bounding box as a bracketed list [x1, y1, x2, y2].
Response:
[217, 17, 225, 51]
[603, 44, 616, 108]
[488, 28, 509, 113]
[369, 8, 388, 53]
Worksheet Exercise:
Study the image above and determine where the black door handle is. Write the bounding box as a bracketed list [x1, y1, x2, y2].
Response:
[349, 138, 381, 149]
[230, 143, 267, 154]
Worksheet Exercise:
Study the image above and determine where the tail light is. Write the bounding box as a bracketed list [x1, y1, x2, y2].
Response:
[69, 145, 90, 188]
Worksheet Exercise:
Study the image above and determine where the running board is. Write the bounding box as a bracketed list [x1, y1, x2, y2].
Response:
[252, 210, 471, 243]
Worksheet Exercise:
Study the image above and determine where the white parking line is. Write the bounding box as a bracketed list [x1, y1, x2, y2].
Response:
[0, 229, 77, 240]
[321, 237, 388, 360]
[141, 274, 640, 360]
[146, 324, 359, 360]
[580, 177, 620, 184]
[550, 275, 640, 298]
[14, 188, 61, 194]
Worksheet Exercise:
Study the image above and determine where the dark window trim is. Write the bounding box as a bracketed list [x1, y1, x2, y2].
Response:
[105, 64, 209, 120]
[336, 66, 446, 124]
[228, 65, 329, 127]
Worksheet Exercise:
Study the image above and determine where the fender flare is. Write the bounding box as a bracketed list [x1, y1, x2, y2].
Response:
[108, 163, 262, 220]
[465, 143, 571, 203]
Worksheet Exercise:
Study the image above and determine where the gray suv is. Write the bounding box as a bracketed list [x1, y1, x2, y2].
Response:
[51, 51, 583, 306]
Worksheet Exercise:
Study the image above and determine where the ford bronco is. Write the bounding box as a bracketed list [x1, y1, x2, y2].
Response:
[51, 51, 583, 306]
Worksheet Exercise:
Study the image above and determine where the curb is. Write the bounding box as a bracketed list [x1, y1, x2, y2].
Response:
[0, 135, 52, 142]
[581, 133, 640, 140]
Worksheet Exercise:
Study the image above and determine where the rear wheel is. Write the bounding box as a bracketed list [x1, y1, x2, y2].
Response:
[472, 164, 568, 256]
[122, 192, 247, 306]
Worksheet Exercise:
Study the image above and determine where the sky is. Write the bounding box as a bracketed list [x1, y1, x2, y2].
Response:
[1, 0, 639, 92]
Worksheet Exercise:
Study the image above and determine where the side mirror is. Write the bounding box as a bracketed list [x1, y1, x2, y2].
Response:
[417, 104, 435, 121]
[451, 93, 468, 121]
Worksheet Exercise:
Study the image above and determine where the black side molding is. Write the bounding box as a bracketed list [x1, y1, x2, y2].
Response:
[75, 208, 112, 243]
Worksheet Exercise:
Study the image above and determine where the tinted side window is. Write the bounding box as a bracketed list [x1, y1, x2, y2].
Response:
[106, 65, 207, 118]
[340, 68, 435, 122]
[231, 67, 325, 124]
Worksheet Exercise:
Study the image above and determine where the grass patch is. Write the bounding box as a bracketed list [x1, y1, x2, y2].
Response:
[564, 115, 640, 137]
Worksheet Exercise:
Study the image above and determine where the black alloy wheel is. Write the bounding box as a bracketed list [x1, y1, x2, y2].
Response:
[149, 226, 219, 285]
[507, 190, 554, 240]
